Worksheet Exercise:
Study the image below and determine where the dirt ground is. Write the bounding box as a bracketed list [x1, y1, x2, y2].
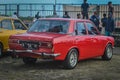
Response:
[0, 47, 120, 80]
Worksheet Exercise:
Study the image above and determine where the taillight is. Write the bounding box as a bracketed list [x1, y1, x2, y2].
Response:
[47, 43, 53, 48]
[40, 42, 53, 48]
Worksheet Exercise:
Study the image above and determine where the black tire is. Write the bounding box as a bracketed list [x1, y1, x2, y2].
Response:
[102, 44, 113, 60]
[0, 43, 3, 57]
[23, 57, 37, 64]
[63, 49, 78, 69]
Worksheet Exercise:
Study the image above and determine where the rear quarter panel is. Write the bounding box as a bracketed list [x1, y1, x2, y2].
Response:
[97, 35, 114, 56]
[53, 35, 76, 60]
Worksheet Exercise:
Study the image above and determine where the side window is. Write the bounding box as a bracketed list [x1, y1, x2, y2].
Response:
[1, 20, 12, 30]
[14, 20, 26, 30]
[86, 22, 99, 35]
[76, 22, 86, 35]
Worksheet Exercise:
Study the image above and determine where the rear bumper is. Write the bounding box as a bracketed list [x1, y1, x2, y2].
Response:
[8, 49, 60, 57]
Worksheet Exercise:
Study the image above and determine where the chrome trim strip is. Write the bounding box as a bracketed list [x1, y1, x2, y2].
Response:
[8, 49, 60, 57]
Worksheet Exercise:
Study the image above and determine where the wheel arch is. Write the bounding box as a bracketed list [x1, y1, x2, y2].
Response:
[103, 42, 113, 55]
[105, 42, 113, 49]
[65, 46, 80, 60]
[63, 47, 80, 69]
[102, 42, 113, 60]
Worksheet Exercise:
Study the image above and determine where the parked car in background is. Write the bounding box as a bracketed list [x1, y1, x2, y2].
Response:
[0, 16, 28, 56]
[9, 18, 114, 69]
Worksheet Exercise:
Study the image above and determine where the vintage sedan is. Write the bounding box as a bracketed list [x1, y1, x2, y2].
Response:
[8, 18, 114, 69]
[0, 16, 28, 56]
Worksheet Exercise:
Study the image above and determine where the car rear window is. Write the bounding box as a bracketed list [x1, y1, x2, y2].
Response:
[28, 20, 70, 34]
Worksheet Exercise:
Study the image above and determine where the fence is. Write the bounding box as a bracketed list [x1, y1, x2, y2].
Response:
[0, 3, 120, 27]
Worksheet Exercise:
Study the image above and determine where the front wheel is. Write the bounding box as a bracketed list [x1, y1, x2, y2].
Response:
[23, 57, 37, 64]
[63, 49, 78, 69]
[102, 44, 113, 60]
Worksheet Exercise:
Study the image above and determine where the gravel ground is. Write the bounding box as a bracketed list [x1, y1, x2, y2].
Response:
[0, 47, 120, 80]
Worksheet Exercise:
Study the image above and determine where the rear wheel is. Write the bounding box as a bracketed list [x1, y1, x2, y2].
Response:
[63, 49, 78, 69]
[23, 57, 37, 64]
[0, 43, 3, 57]
[102, 44, 113, 60]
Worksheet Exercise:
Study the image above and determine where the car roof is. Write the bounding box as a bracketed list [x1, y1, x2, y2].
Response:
[0, 16, 19, 20]
[38, 18, 90, 22]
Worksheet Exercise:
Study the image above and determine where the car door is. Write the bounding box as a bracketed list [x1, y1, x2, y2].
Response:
[75, 21, 94, 59]
[0, 19, 14, 50]
[85, 22, 103, 57]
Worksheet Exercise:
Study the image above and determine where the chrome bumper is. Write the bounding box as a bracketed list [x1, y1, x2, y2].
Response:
[8, 49, 60, 57]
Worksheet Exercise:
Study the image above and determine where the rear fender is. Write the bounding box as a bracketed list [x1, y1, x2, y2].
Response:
[65, 46, 80, 60]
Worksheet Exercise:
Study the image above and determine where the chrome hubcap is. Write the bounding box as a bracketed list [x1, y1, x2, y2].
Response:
[70, 52, 77, 67]
[107, 46, 112, 58]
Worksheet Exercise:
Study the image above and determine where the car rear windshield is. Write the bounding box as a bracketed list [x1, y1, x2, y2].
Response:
[28, 20, 70, 34]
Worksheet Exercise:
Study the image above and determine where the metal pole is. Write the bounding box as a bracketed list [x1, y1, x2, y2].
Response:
[55, 0, 56, 5]
[5, 4, 7, 16]
[17, 4, 19, 17]
[53, 0, 56, 15]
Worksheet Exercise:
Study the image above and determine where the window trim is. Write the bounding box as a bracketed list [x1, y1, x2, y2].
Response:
[75, 21, 87, 35]
[13, 19, 26, 30]
[85, 22, 100, 35]
[1, 19, 13, 30]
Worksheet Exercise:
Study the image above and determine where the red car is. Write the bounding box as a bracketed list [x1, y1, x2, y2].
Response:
[9, 18, 114, 69]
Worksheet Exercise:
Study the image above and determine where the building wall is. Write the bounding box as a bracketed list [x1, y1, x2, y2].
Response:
[0, 0, 120, 17]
